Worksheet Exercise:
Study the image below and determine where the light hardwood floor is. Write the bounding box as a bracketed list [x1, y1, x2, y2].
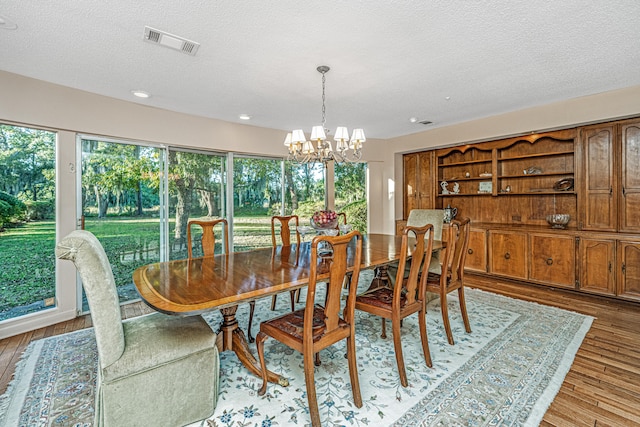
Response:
[1, 276, 639, 426]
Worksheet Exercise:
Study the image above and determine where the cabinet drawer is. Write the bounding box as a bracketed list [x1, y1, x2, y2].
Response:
[465, 228, 486, 273]
[489, 231, 527, 279]
[529, 234, 575, 288]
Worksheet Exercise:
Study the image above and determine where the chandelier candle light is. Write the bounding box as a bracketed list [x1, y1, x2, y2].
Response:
[284, 66, 365, 164]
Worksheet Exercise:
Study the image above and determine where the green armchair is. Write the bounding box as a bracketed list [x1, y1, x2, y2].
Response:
[56, 230, 220, 427]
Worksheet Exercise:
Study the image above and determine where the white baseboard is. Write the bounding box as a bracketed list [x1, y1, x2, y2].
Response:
[0, 308, 77, 340]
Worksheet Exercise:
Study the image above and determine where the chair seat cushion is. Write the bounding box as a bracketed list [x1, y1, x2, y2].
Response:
[355, 287, 406, 310]
[261, 305, 348, 342]
[102, 312, 216, 383]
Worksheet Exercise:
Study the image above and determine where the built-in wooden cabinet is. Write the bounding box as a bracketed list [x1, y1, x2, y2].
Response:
[397, 116, 640, 303]
[403, 151, 435, 218]
[618, 240, 640, 301]
[620, 121, 640, 232]
[489, 230, 527, 280]
[579, 119, 640, 232]
[529, 233, 575, 288]
[579, 237, 616, 296]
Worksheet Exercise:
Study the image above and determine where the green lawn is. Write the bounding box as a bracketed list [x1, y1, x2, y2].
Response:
[0, 220, 57, 313]
[0, 209, 365, 318]
[0, 216, 275, 316]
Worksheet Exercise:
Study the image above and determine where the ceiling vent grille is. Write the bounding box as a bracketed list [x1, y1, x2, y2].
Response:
[143, 26, 200, 56]
[419, 120, 433, 125]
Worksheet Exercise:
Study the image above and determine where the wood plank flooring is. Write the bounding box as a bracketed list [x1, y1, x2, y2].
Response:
[1, 276, 639, 426]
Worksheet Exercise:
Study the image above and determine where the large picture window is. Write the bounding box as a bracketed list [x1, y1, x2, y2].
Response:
[2, 127, 367, 325]
[80, 137, 163, 309]
[0, 124, 56, 322]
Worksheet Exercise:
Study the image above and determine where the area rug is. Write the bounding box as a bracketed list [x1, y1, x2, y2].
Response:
[0, 276, 593, 427]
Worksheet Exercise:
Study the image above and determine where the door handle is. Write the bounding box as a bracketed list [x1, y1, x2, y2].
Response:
[546, 258, 553, 266]
[468, 248, 474, 255]
[504, 252, 510, 260]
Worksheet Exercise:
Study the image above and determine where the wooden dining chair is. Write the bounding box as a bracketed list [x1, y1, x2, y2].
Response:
[425, 217, 472, 345]
[187, 218, 229, 258]
[334, 212, 354, 289]
[247, 215, 301, 342]
[269, 215, 301, 309]
[256, 231, 363, 427]
[354, 223, 434, 387]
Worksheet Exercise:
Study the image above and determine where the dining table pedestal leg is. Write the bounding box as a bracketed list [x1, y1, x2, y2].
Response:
[215, 305, 289, 387]
[368, 264, 392, 290]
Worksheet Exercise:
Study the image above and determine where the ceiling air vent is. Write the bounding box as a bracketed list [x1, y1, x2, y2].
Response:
[143, 26, 200, 56]
[419, 120, 433, 125]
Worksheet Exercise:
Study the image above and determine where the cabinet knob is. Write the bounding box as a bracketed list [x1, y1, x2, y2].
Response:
[468, 248, 474, 255]
[546, 258, 553, 266]
[504, 252, 510, 260]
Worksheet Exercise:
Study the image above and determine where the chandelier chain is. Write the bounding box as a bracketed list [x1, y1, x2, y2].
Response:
[321, 70, 327, 130]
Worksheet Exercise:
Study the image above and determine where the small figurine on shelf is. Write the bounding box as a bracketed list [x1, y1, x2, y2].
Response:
[452, 182, 460, 194]
[440, 180, 450, 194]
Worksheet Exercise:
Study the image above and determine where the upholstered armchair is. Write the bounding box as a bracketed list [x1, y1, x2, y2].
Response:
[56, 230, 220, 427]
[387, 209, 444, 283]
[406, 209, 445, 273]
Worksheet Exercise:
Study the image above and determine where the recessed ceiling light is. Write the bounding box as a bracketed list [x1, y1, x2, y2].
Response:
[131, 90, 150, 99]
[409, 117, 418, 123]
[239, 114, 252, 120]
[445, 96, 451, 101]
[0, 14, 18, 30]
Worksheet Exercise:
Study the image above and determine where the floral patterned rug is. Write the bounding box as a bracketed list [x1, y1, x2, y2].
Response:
[0, 273, 592, 427]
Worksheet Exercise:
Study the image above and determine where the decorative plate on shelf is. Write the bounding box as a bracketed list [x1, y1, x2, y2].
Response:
[553, 178, 574, 191]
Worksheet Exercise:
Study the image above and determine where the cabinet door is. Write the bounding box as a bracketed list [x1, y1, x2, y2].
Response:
[489, 231, 527, 279]
[417, 152, 434, 209]
[529, 234, 575, 288]
[579, 237, 615, 296]
[403, 153, 418, 218]
[580, 126, 616, 231]
[465, 228, 487, 272]
[617, 241, 640, 302]
[620, 121, 640, 232]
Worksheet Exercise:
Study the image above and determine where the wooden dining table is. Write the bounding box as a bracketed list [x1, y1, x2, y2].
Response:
[133, 233, 442, 386]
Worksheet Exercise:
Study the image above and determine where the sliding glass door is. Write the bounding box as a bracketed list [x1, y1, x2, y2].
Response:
[166, 148, 227, 259]
[79, 137, 163, 310]
[232, 156, 282, 250]
[0, 124, 56, 321]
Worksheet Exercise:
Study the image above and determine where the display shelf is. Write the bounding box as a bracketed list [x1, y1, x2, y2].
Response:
[498, 151, 573, 161]
[439, 158, 492, 167]
[498, 172, 573, 179]
[496, 191, 576, 196]
[437, 193, 493, 197]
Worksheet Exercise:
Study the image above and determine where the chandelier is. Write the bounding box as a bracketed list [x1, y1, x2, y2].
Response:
[284, 65, 365, 164]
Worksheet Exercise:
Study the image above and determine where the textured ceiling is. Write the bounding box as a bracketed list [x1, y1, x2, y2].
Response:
[1, 1, 640, 140]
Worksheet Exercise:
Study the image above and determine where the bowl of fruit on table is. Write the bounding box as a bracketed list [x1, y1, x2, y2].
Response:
[311, 210, 338, 231]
